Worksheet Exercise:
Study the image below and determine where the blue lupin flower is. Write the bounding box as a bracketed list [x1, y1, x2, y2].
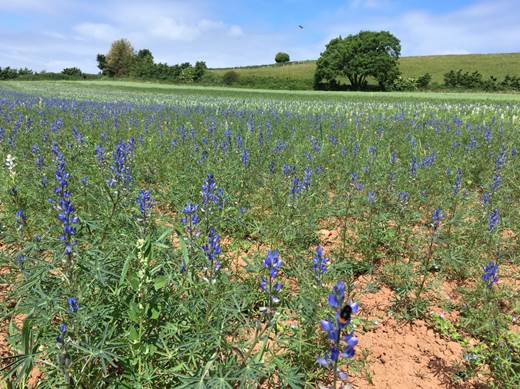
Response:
[410, 156, 417, 177]
[390, 151, 397, 164]
[495, 146, 506, 171]
[368, 191, 376, 204]
[201, 174, 224, 210]
[202, 228, 222, 276]
[16, 209, 27, 225]
[488, 208, 499, 232]
[56, 323, 67, 344]
[481, 192, 491, 206]
[317, 281, 359, 381]
[312, 246, 328, 281]
[95, 144, 105, 163]
[453, 168, 462, 195]
[136, 189, 155, 219]
[181, 202, 200, 227]
[67, 297, 79, 313]
[491, 174, 501, 193]
[432, 208, 444, 228]
[241, 149, 249, 167]
[260, 250, 283, 307]
[481, 261, 499, 288]
[398, 191, 409, 203]
[52, 151, 78, 256]
[108, 139, 134, 188]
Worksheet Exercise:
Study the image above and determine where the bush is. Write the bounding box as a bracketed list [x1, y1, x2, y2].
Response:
[61, 67, 84, 78]
[222, 70, 239, 85]
[416, 73, 432, 89]
[391, 76, 417, 91]
[275, 52, 290, 64]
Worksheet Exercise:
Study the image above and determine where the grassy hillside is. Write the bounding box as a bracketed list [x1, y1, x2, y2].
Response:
[209, 52, 520, 89]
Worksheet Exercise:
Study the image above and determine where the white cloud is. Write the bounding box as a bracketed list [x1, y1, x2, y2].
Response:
[74, 23, 119, 42]
[328, 0, 520, 56]
[228, 25, 243, 37]
[2, 0, 519, 73]
[349, 0, 389, 9]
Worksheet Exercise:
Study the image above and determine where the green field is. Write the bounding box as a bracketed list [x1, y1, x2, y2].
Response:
[4, 80, 520, 103]
[210, 52, 520, 88]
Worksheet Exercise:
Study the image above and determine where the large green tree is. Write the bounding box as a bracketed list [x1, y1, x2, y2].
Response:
[105, 39, 135, 77]
[314, 31, 401, 91]
[275, 52, 290, 64]
[130, 49, 155, 78]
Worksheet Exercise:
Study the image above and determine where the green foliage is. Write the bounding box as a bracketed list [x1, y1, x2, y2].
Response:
[61, 67, 84, 78]
[443, 69, 520, 91]
[314, 30, 401, 90]
[275, 52, 290, 64]
[105, 38, 135, 77]
[222, 70, 239, 85]
[96, 54, 108, 75]
[416, 73, 432, 89]
[193, 61, 208, 81]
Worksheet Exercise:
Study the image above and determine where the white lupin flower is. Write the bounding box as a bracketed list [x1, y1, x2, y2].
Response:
[5, 154, 16, 178]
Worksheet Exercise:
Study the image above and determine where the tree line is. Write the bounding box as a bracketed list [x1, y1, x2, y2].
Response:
[96, 39, 207, 82]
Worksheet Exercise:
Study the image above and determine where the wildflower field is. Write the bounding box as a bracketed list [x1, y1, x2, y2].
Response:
[0, 81, 519, 388]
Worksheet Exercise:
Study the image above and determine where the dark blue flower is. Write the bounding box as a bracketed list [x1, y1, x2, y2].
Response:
[67, 297, 79, 313]
[108, 139, 134, 187]
[481, 192, 491, 206]
[181, 202, 200, 226]
[481, 261, 498, 288]
[241, 149, 249, 167]
[495, 146, 506, 170]
[317, 281, 358, 371]
[410, 156, 417, 177]
[16, 208, 26, 224]
[56, 323, 67, 344]
[312, 246, 328, 281]
[136, 189, 155, 218]
[432, 208, 444, 228]
[201, 174, 224, 209]
[52, 151, 78, 255]
[491, 174, 501, 193]
[202, 228, 222, 273]
[260, 250, 283, 305]
[488, 208, 499, 232]
[453, 168, 462, 195]
[95, 144, 105, 163]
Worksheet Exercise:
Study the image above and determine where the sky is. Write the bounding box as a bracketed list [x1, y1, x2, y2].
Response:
[1, 0, 519, 73]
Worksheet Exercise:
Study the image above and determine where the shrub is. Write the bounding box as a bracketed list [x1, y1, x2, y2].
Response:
[61, 67, 84, 78]
[416, 73, 432, 89]
[223, 70, 239, 85]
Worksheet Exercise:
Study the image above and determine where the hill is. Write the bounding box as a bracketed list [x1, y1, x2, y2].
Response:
[209, 52, 520, 90]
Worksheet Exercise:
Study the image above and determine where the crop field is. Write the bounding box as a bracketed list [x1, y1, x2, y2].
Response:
[0, 81, 519, 388]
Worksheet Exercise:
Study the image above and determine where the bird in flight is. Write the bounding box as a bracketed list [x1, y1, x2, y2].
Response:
[298, 25, 304, 29]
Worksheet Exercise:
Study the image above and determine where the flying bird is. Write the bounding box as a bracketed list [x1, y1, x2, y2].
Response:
[298, 25, 304, 29]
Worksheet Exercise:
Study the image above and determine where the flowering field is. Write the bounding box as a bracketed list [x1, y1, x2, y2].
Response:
[0, 82, 519, 388]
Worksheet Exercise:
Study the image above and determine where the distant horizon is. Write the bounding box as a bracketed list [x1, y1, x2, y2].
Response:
[1, 0, 519, 73]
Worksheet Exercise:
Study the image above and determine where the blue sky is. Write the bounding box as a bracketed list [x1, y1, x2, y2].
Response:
[1, 0, 519, 73]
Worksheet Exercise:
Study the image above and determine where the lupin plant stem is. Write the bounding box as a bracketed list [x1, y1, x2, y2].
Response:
[415, 227, 435, 303]
[100, 186, 120, 244]
[415, 208, 443, 303]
